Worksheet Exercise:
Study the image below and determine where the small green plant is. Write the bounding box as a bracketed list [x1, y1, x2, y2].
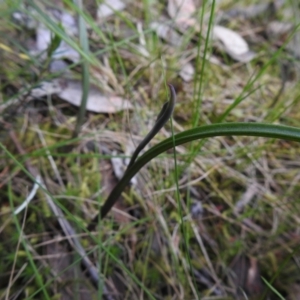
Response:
[88, 86, 300, 230]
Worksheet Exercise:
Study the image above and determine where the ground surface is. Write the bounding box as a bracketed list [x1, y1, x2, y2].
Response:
[1, 0, 300, 299]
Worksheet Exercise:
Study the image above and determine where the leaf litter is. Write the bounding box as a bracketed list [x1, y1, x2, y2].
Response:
[10, 5, 132, 114]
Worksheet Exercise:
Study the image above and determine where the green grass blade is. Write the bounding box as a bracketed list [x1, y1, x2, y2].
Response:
[72, 0, 90, 138]
[8, 183, 51, 300]
[261, 277, 285, 300]
[218, 23, 300, 123]
[193, 0, 215, 127]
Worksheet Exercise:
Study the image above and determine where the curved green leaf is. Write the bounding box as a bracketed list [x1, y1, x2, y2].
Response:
[89, 122, 300, 227]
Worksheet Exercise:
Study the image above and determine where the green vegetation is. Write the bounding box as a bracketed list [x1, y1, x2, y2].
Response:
[1, 0, 300, 299]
